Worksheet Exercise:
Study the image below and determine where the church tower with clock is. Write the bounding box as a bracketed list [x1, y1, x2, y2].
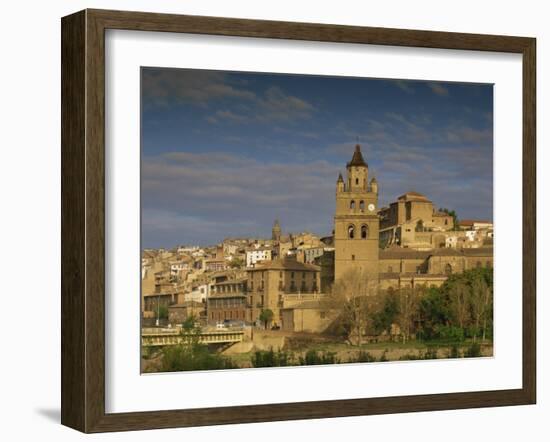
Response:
[334, 144, 380, 282]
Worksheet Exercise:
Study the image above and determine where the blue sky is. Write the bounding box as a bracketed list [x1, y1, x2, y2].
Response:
[141, 68, 493, 248]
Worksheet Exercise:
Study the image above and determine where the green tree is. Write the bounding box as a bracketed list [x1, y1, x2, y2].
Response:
[440, 208, 459, 230]
[181, 314, 197, 332]
[467, 268, 493, 342]
[418, 286, 451, 339]
[438, 267, 494, 341]
[228, 257, 244, 268]
[157, 304, 169, 320]
[259, 309, 274, 329]
[372, 289, 399, 335]
[160, 321, 236, 372]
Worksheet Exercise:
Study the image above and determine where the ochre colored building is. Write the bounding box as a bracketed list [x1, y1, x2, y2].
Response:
[334, 145, 380, 281]
[207, 277, 248, 323]
[246, 258, 320, 328]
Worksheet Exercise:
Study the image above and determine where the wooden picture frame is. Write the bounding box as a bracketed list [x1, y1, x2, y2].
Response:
[61, 8, 536, 433]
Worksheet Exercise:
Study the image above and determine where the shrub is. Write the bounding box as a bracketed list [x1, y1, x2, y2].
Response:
[157, 305, 169, 320]
[299, 349, 339, 366]
[447, 344, 460, 359]
[399, 348, 439, 361]
[422, 348, 439, 360]
[251, 348, 295, 367]
[349, 351, 376, 363]
[398, 353, 418, 361]
[464, 342, 482, 358]
[161, 342, 236, 372]
[434, 325, 465, 342]
[372, 291, 399, 335]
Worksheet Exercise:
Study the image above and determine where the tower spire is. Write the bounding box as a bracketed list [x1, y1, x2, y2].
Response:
[346, 144, 368, 168]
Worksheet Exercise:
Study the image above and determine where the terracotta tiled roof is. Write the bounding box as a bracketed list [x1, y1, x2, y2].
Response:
[430, 248, 463, 257]
[458, 219, 493, 226]
[397, 191, 431, 202]
[379, 247, 431, 260]
[379, 272, 447, 279]
[249, 258, 320, 272]
[379, 246, 493, 259]
[281, 300, 325, 310]
[461, 247, 493, 257]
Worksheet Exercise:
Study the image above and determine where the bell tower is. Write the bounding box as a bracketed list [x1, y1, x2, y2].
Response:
[334, 145, 379, 282]
[272, 219, 281, 242]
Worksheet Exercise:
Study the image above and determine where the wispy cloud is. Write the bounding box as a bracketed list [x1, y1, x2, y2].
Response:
[205, 86, 316, 124]
[392, 80, 416, 94]
[142, 69, 256, 107]
[427, 82, 450, 97]
[141, 151, 337, 246]
[141, 69, 493, 247]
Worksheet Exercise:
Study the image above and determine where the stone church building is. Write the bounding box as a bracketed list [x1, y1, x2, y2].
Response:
[332, 144, 493, 291]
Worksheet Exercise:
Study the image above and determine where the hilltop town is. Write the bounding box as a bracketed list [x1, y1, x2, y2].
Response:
[141, 145, 494, 369]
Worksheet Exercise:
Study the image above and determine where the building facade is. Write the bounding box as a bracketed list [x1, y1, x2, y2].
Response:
[246, 258, 321, 327]
[334, 145, 379, 281]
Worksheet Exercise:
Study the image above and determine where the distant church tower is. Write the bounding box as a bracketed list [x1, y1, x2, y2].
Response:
[272, 219, 281, 242]
[334, 145, 379, 281]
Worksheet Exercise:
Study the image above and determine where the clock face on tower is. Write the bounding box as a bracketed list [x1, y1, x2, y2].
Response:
[368, 203, 375, 212]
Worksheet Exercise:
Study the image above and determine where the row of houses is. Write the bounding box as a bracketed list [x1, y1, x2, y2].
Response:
[142, 244, 493, 333]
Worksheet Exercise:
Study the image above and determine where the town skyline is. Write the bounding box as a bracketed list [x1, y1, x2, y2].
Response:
[142, 68, 493, 248]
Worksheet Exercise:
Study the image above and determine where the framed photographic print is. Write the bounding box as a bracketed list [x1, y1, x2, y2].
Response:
[61, 9, 536, 433]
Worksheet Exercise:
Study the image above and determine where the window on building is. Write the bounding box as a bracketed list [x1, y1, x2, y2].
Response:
[486, 260, 491, 268]
[290, 281, 296, 291]
[320, 311, 326, 319]
[476, 261, 482, 269]
[361, 224, 368, 239]
[388, 266, 393, 273]
[350, 200, 355, 210]
[359, 200, 365, 211]
[355, 178, 359, 185]
[348, 224, 355, 239]
[291, 272, 295, 279]
[301, 280, 306, 292]
[278, 280, 283, 290]
[445, 264, 453, 275]
[351, 254, 355, 261]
